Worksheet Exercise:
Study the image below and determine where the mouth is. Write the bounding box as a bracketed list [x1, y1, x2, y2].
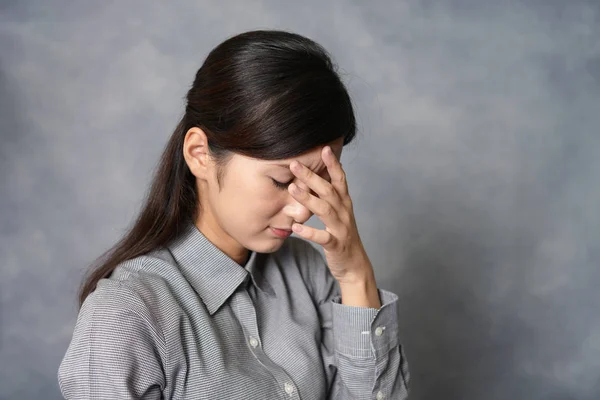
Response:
[270, 227, 292, 238]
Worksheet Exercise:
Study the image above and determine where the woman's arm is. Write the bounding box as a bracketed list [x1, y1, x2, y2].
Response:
[307, 243, 410, 400]
[58, 282, 166, 399]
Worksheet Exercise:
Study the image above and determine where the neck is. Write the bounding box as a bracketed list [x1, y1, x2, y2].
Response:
[194, 215, 249, 266]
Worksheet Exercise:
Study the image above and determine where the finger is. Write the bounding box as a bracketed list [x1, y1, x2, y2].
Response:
[288, 183, 345, 232]
[291, 223, 334, 246]
[322, 146, 349, 198]
[290, 160, 343, 210]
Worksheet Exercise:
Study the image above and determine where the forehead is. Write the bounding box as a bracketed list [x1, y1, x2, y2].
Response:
[262, 139, 344, 171]
[232, 139, 344, 173]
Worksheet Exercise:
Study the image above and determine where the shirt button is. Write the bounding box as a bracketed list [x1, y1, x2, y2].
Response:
[249, 337, 259, 348]
[284, 382, 295, 395]
[376, 390, 385, 399]
[375, 326, 385, 336]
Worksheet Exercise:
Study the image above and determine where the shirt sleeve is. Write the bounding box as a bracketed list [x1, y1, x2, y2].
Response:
[306, 244, 410, 400]
[57, 282, 166, 399]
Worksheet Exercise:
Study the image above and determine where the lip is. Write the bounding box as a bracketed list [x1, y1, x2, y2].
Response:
[271, 227, 292, 238]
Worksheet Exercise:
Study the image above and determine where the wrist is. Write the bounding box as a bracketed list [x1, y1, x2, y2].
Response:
[339, 272, 381, 309]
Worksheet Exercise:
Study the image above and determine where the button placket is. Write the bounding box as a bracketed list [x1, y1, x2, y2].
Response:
[230, 285, 301, 399]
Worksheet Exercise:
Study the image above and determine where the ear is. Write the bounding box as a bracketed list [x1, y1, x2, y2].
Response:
[183, 127, 212, 180]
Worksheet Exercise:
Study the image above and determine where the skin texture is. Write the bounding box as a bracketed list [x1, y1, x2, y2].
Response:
[183, 127, 381, 309]
[183, 127, 343, 265]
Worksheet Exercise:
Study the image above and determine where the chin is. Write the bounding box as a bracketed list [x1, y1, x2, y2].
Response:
[248, 236, 288, 254]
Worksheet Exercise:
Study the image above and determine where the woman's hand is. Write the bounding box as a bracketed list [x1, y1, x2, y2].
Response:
[288, 145, 374, 286]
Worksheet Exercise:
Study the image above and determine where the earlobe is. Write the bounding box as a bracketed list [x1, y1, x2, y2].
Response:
[183, 127, 211, 179]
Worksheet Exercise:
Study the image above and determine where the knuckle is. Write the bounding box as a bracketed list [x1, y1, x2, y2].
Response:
[339, 210, 351, 224]
[344, 196, 353, 209]
[324, 185, 335, 197]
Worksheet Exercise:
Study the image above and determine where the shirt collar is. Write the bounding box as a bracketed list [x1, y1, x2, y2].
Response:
[167, 219, 276, 315]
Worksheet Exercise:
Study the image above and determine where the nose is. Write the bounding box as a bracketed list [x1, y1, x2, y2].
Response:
[292, 201, 313, 225]
[284, 191, 313, 225]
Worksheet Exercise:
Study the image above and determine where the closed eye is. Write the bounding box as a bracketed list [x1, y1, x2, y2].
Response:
[271, 178, 294, 190]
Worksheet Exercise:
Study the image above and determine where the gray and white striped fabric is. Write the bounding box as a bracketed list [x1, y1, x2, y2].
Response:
[58, 219, 410, 399]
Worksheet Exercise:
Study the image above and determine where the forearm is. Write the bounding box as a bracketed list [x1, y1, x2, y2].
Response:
[339, 267, 382, 309]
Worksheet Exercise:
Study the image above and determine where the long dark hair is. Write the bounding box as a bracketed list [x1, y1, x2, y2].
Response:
[78, 30, 357, 308]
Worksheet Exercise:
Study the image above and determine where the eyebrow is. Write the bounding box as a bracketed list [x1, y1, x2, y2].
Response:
[268, 162, 324, 169]
[268, 163, 328, 174]
[268, 163, 331, 182]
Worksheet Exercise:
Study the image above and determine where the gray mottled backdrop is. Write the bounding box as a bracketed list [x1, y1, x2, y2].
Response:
[1, 1, 599, 399]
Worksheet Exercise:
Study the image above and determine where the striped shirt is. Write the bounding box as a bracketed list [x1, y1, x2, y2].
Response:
[58, 219, 410, 399]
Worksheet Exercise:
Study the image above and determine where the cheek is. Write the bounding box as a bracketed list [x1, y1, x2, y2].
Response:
[254, 188, 287, 216]
[231, 180, 285, 217]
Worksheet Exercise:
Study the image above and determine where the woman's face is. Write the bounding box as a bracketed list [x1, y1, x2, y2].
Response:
[184, 127, 344, 264]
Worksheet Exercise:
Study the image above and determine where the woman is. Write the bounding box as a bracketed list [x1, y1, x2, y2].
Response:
[58, 30, 410, 399]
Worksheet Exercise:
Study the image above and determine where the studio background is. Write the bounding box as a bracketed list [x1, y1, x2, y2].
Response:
[1, 1, 599, 399]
